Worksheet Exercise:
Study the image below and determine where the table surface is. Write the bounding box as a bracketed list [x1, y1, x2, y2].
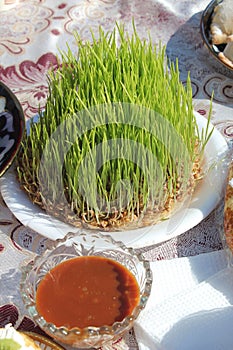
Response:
[0, 1, 233, 349]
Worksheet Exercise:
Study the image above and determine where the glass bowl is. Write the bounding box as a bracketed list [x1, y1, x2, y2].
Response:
[20, 231, 152, 349]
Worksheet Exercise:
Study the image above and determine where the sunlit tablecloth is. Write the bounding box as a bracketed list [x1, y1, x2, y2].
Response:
[0, 1, 233, 349]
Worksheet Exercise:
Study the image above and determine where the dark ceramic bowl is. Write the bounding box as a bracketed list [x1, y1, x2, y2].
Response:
[200, 0, 233, 73]
[0, 81, 25, 177]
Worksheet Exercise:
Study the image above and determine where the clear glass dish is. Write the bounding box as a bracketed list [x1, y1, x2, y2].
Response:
[20, 231, 152, 349]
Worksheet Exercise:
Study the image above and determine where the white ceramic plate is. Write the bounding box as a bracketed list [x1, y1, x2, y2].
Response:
[0, 112, 228, 248]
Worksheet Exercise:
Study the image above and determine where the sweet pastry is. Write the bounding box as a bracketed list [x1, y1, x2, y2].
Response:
[0, 325, 41, 350]
[210, 0, 233, 45]
[221, 42, 233, 67]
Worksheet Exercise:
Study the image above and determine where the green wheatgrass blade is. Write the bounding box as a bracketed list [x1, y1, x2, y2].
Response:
[0, 339, 21, 350]
[16, 22, 212, 230]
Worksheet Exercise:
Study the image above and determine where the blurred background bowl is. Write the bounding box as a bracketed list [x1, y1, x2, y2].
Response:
[20, 231, 153, 349]
[0, 81, 25, 177]
[200, 0, 233, 73]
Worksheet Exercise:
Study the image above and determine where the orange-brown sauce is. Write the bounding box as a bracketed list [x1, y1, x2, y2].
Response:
[36, 256, 140, 329]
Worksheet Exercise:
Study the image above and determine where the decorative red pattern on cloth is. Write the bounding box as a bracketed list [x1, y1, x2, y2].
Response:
[0, 53, 58, 118]
[0, 304, 50, 337]
[0, 3, 53, 56]
[0, 304, 18, 327]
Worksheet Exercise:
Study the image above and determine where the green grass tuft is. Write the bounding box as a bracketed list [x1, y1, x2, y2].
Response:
[16, 23, 211, 229]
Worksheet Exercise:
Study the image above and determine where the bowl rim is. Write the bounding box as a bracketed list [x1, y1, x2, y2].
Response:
[0, 80, 25, 177]
[20, 231, 153, 343]
[200, 0, 233, 72]
[22, 331, 66, 350]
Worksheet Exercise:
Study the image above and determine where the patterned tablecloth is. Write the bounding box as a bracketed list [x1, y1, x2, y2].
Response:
[0, 1, 233, 349]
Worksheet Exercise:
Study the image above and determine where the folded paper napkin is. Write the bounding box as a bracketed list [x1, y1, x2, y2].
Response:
[134, 250, 233, 350]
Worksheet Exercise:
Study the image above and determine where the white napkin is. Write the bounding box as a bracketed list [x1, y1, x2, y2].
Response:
[134, 250, 233, 350]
